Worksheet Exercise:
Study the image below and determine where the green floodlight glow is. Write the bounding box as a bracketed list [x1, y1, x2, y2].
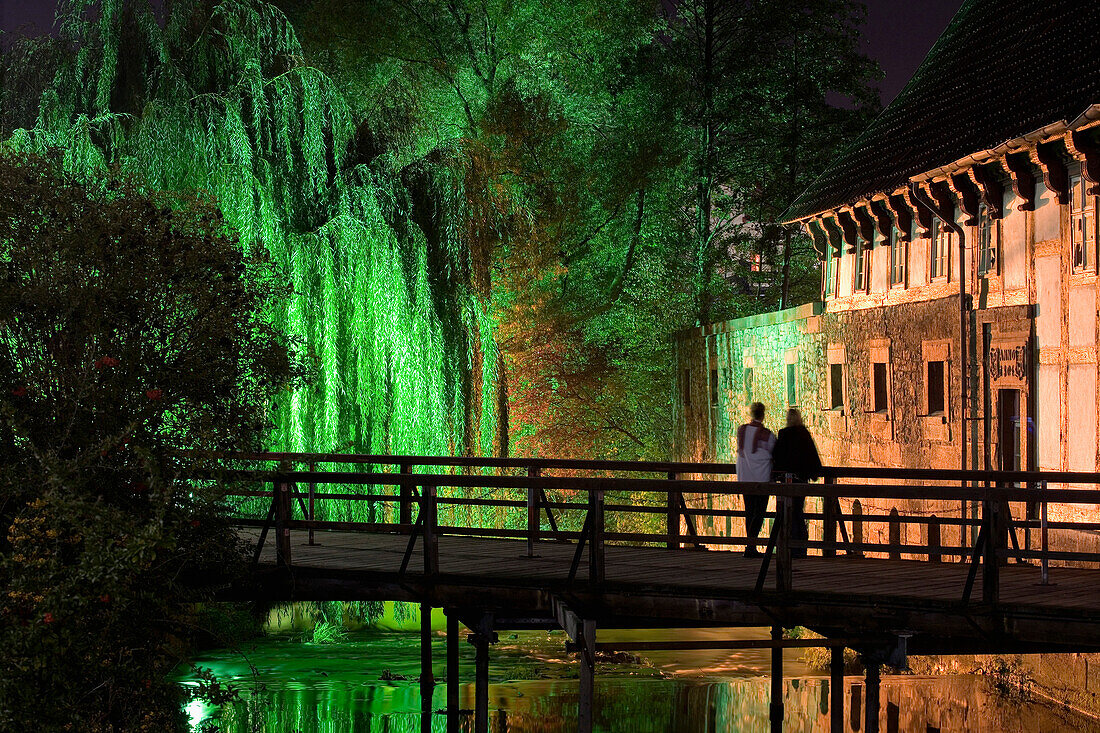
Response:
[6, 0, 504, 525]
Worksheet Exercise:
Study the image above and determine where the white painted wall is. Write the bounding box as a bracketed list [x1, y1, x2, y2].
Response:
[871, 237, 889, 292]
[1034, 182, 1061, 242]
[910, 235, 927, 286]
[1035, 256, 1061, 348]
[838, 247, 852, 297]
[1067, 364, 1097, 471]
[1068, 287, 1096, 346]
[1002, 190, 1027, 291]
[1038, 363, 1062, 470]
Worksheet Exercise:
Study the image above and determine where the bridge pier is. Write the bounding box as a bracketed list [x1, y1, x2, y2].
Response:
[467, 613, 497, 733]
[830, 646, 844, 733]
[770, 626, 783, 733]
[420, 603, 434, 733]
[446, 612, 460, 733]
[579, 618, 597, 733]
[864, 660, 881, 733]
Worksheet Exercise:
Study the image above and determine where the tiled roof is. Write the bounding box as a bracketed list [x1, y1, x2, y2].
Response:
[785, 0, 1100, 222]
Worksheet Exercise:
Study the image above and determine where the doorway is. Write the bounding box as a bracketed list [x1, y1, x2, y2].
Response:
[997, 389, 1021, 473]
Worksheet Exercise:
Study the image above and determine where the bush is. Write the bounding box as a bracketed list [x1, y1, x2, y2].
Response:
[0, 152, 308, 731]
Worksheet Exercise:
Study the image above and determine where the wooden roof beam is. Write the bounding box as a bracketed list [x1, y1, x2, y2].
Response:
[1031, 140, 1070, 204]
[1000, 151, 1037, 211]
[851, 204, 877, 246]
[835, 209, 859, 253]
[903, 187, 934, 238]
[885, 194, 914, 241]
[805, 218, 828, 258]
[949, 173, 982, 225]
[1067, 129, 1100, 195]
[820, 214, 844, 258]
[969, 164, 1005, 219]
[869, 199, 895, 241]
[927, 180, 958, 224]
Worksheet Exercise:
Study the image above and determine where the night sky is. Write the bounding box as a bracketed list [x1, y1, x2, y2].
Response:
[1, 0, 964, 104]
[862, 0, 964, 104]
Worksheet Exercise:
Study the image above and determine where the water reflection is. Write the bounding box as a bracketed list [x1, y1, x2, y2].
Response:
[180, 631, 1089, 732]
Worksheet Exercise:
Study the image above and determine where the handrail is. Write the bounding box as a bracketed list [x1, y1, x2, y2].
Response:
[185, 450, 1100, 485]
[216, 455, 1100, 609]
[213, 470, 1100, 505]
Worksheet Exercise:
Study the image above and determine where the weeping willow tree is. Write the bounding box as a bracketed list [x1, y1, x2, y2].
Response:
[2, 0, 507, 522]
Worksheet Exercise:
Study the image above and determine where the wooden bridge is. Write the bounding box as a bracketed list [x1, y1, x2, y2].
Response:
[210, 453, 1100, 733]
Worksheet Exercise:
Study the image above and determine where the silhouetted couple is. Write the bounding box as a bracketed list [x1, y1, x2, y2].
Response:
[736, 403, 822, 558]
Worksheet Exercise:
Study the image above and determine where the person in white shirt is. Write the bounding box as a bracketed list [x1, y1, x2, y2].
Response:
[736, 402, 776, 557]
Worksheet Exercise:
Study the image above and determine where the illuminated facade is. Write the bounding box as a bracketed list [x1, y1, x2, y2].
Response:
[675, 0, 1100, 540]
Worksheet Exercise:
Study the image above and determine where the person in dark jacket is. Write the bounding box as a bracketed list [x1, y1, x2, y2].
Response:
[772, 409, 822, 558]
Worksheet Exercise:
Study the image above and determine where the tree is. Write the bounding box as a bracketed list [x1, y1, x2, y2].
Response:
[0, 152, 308, 730]
[659, 0, 880, 322]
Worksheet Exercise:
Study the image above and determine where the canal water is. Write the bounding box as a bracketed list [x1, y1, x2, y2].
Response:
[180, 627, 1092, 732]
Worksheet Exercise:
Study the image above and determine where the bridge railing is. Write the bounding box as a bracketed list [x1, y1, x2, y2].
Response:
[204, 453, 1100, 606]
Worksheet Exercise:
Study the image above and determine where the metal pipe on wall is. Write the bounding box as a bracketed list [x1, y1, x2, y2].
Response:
[909, 182, 970, 542]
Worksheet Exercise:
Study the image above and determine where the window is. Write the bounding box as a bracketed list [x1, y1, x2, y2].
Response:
[824, 248, 837, 297]
[930, 217, 950, 279]
[977, 204, 998, 276]
[889, 228, 906, 287]
[710, 368, 719, 408]
[853, 239, 868, 292]
[927, 360, 946, 414]
[1070, 173, 1095, 272]
[872, 362, 888, 413]
[829, 363, 844, 409]
[743, 367, 753, 404]
[786, 363, 797, 406]
[682, 369, 690, 407]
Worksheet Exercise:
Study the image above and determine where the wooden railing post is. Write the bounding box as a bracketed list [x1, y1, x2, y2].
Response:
[274, 475, 292, 567]
[307, 461, 316, 546]
[983, 498, 1000, 604]
[776, 492, 793, 593]
[423, 485, 438, 579]
[1039, 481, 1051, 585]
[888, 509, 901, 560]
[527, 466, 541, 557]
[589, 489, 605, 584]
[667, 472, 681, 550]
[851, 500, 864, 558]
[927, 515, 941, 563]
[399, 462, 413, 525]
[823, 475, 837, 558]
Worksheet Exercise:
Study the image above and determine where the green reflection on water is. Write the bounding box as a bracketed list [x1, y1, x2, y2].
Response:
[180, 631, 1092, 732]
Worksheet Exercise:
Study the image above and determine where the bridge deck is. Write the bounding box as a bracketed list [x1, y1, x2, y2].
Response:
[238, 528, 1100, 653]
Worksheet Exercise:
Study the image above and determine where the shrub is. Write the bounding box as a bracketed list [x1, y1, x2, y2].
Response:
[0, 152, 308, 731]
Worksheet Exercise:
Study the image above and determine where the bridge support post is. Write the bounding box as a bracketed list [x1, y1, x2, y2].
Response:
[420, 603, 434, 733]
[400, 462, 412, 525]
[274, 475, 292, 567]
[830, 646, 844, 733]
[667, 472, 681, 550]
[423, 485, 438, 578]
[468, 615, 496, 733]
[864, 661, 881, 733]
[983, 499, 1002, 604]
[579, 618, 597, 733]
[446, 612, 459, 733]
[770, 625, 783, 733]
[776, 496, 793, 592]
[589, 492, 605, 584]
[527, 466, 541, 557]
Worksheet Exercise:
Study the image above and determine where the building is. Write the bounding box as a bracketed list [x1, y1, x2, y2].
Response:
[674, 0, 1100, 546]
